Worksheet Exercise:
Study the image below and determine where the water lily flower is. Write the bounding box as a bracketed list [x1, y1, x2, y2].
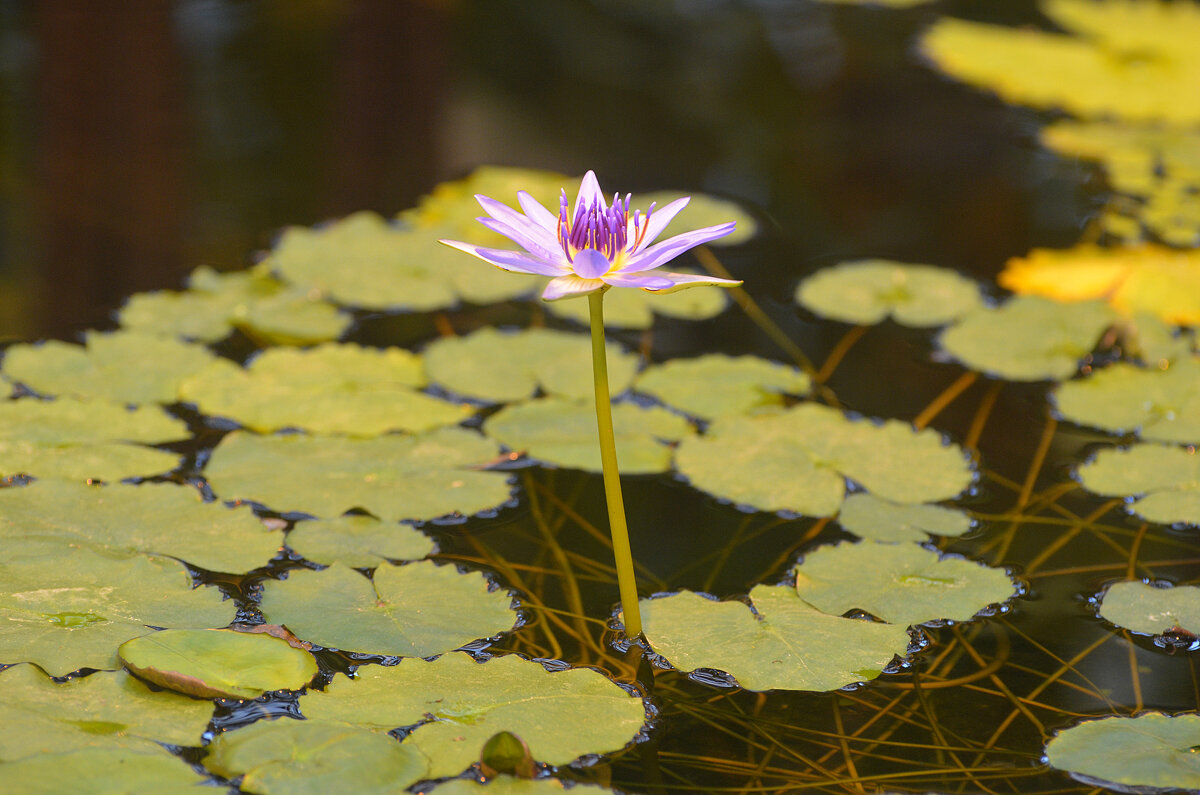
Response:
[441, 171, 741, 301]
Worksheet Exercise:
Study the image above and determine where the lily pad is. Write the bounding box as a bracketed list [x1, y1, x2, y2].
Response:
[632, 191, 757, 246]
[795, 261, 983, 327]
[635, 354, 811, 420]
[0, 663, 213, 761]
[1045, 713, 1200, 791]
[0, 540, 235, 675]
[260, 561, 516, 656]
[431, 779, 615, 794]
[482, 397, 692, 474]
[423, 327, 638, 404]
[300, 652, 647, 779]
[287, 515, 435, 568]
[674, 403, 973, 517]
[938, 296, 1115, 381]
[118, 628, 318, 699]
[639, 585, 910, 692]
[0, 480, 284, 574]
[1053, 356, 1200, 444]
[1076, 443, 1200, 526]
[836, 493, 972, 543]
[792, 541, 1017, 625]
[204, 427, 513, 523]
[0, 746, 210, 794]
[545, 270, 729, 329]
[1098, 581, 1200, 636]
[180, 343, 471, 437]
[1, 330, 216, 404]
[203, 718, 428, 795]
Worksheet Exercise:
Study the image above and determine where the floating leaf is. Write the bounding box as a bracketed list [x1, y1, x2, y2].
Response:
[545, 270, 729, 329]
[795, 261, 982, 327]
[118, 629, 318, 699]
[403, 165, 570, 244]
[1077, 443, 1200, 526]
[287, 515, 435, 568]
[0, 746, 209, 794]
[423, 327, 638, 404]
[180, 343, 471, 437]
[675, 403, 973, 516]
[640, 586, 910, 692]
[633, 191, 757, 246]
[205, 427, 513, 522]
[792, 541, 1016, 625]
[938, 296, 1115, 381]
[431, 778, 615, 794]
[300, 653, 647, 779]
[0, 541, 235, 675]
[1, 330, 216, 404]
[0, 480, 283, 574]
[1054, 356, 1200, 443]
[483, 398, 691, 474]
[203, 718, 428, 795]
[260, 561, 515, 656]
[1098, 581, 1200, 636]
[836, 493, 972, 543]
[1045, 713, 1200, 791]
[635, 354, 811, 420]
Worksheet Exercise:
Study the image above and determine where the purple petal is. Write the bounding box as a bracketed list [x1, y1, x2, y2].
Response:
[440, 239, 568, 276]
[574, 171, 606, 213]
[618, 222, 737, 273]
[572, 248, 611, 279]
[602, 272, 675, 290]
[633, 197, 690, 251]
[476, 217, 566, 264]
[475, 195, 561, 251]
[516, 191, 559, 232]
[638, 271, 742, 293]
[541, 274, 607, 301]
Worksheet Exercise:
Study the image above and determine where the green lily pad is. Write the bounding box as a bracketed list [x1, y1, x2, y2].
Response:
[795, 261, 983, 327]
[118, 628, 318, 699]
[260, 561, 516, 656]
[119, 265, 350, 345]
[1053, 356, 1200, 444]
[300, 652, 647, 779]
[203, 718, 428, 795]
[1122, 311, 1197, 366]
[1098, 581, 1200, 636]
[792, 541, 1017, 625]
[632, 191, 757, 247]
[431, 778, 615, 794]
[545, 271, 729, 329]
[180, 343, 472, 437]
[1, 330, 217, 404]
[0, 480, 284, 574]
[1045, 713, 1200, 791]
[639, 585, 910, 692]
[287, 515, 435, 568]
[1077, 443, 1200, 526]
[205, 427, 512, 522]
[0, 540, 235, 675]
[482, 397, 692, 474]
[938, 296, 1115, 381]
[836, 494, 972, 543]
[635, 354, 811, 420]
[0, 746, 210, 794]
[0, 663, 213, 761]
[674, 403, 973, 516]
[423, 327, 638, 404]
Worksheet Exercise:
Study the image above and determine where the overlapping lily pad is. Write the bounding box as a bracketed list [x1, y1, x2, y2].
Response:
[938, 296, 1115, 381]
[1045, 713, 1200, 791]
[640, 586, 910, 692]
[1054, 356, 1200, 443]
[836, 493, 972, 543]
[1076, 443, 1200, 526]
[423, 327, 638, 403]
[1, 331, 216, 404]
[795, 261, 982, 327]
[260, 561, 516, 656]
[287, 515, 435, 567]
[674, 403, 973, 516]
[204, 427, 513, 522]
[180, 343, 471, 436]
[1098, 581, 1200, 636]
[0, 746, 210, 794]
[0, 480, 283, 574]
[482, 398, 691, 474]
[545, 271, 729, 329]
[792, 541, 1016, 625]
[635, 354, 811, 420]
[204, 718, 428, 795]
[300, 653, 647, 779]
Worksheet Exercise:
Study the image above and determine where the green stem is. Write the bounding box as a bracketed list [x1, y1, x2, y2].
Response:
[587, 289, 643, 639]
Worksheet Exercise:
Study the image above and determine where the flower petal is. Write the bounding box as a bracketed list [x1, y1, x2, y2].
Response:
[439, 240, 568, 276]
[516, 191, 559, 232]
[602, 272, 676, 290]
[618, 222, 737, 274]
[475, 195, 561, 253]
[574, 171, 606, 212]
[637, 271, 742, 293]
[476, 217, 566, 265]
[572, 248, 611, 279]
[541, 274, 607, 301]
[633, 197, 690, 252]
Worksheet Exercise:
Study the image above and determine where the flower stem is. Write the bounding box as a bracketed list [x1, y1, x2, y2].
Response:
[587, 289, 643, 638]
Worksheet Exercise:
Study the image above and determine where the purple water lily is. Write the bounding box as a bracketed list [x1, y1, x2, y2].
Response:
[440, 171, 741, 301]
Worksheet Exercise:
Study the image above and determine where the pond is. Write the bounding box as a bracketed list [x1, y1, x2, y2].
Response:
[1, 1, 1199, 794]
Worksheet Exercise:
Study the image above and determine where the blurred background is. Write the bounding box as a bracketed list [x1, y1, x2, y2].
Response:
[0, 0, 1088, 341]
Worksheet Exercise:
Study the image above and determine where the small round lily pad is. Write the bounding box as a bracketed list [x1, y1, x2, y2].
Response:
[1076, 443, 1200, 526]
[635, 354, 811, 420]
[287, 515, 435, 568]
[1053, 356, 1200, 444]
[796, 260, 983, 327]
[1045, 713, 1200, 791]
[1098, 581, 1200, 636]
[545, 271, 729, 329]
[836, 493, 972, 543]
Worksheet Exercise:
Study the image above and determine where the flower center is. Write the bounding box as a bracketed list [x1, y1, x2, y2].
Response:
[556, 190, 655, 271]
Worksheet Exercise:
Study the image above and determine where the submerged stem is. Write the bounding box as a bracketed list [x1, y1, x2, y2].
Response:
[587, 289, 643, 638]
